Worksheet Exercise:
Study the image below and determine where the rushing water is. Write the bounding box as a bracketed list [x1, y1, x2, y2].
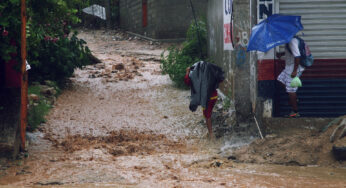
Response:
[1, 30, 345, 187]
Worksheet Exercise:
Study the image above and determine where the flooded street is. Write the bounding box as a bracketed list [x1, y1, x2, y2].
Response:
[1, 30, 346, 187]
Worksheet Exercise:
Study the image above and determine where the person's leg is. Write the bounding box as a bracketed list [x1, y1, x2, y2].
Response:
[288, 92, 298, 112]
[287, 91, 300, 117]
[278, 71, 300, 117]
[203, 98, 217, 139]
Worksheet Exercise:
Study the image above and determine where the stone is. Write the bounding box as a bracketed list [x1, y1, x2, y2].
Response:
[46, 96, 56, 105]
[28, 94, 39, 102]
[40, 86, 57, 96]
[44, 80, 54, 87]
[114, 63, 125, 70]
[105, 69, 112, 74]
[89, 74, 96, 78]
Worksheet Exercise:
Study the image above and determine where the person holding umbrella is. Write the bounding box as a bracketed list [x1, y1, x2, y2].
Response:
[276, 37, 304, 117]
[247, 14, 305, 117]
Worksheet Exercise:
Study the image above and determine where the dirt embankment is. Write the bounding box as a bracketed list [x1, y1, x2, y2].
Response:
[231, 117, 346, 167]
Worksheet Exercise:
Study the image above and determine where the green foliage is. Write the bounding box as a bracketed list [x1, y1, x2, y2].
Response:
[223, 96, 231, 111]
[27, 81, 60, 131]
[0, 0, 21, 63]
[27, 99, 50, 132]
[1, 0, 91, 86]
[28, 31, 91, 85]
[26, 0, 92, 85]
[161, 20, 208, 88]
[28, 0, 82, 37]
[27, 85, 51, 132]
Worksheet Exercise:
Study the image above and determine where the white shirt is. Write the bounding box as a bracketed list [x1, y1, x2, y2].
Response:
[283, 38, 305, 76]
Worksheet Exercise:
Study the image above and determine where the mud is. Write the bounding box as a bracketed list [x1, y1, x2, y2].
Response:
[1, 29, 346, 187]
[231, 118, 346, 167]
[54, 130, 189, 156]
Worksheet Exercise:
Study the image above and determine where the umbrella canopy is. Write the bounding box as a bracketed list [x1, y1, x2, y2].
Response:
[247, 14, 303, 52]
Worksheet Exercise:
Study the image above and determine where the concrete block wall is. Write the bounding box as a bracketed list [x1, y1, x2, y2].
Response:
[119, 0, 146, 34]
[153, 0, 207, 39]
[119, 0, 207, 40]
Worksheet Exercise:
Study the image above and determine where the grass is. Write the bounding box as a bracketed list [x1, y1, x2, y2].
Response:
[27, 83, 58, 132]
[27, 102, 51, 132]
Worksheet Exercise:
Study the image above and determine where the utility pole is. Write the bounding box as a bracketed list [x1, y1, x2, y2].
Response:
[20, 0, 28, 151]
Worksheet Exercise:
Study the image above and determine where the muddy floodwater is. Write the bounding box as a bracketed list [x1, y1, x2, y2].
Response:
[1, 30, 346, 187]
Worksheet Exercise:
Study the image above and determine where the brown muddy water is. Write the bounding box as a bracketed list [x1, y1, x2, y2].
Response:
[0, 30, 345, 187]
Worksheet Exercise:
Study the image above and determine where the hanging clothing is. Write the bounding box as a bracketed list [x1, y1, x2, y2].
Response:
[185, 61, 224, 112]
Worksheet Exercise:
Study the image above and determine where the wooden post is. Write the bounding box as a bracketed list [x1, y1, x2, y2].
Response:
[20, 0, 27, 151]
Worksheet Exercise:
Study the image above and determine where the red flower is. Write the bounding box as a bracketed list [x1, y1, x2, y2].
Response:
[2, 29, 8, 37]
[52, 38, 59, 43]
[44, 36, 51, 41]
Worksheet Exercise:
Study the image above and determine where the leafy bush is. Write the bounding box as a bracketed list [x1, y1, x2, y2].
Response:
[26, 0, 92, 85]
[0, 0, 21, 63]
[1, 0, 92, 86]
[161, 20, 208, 88]
[1, 0, 92, 130]
[28, 31, 91, 85]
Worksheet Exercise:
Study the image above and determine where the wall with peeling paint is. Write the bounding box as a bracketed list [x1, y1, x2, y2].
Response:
[207, 0, 261, 124]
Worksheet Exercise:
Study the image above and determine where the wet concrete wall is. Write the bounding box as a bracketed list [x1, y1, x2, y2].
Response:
[207, 0, 233, 95]
[119, 0, 207, 40]
[207, 0, 260, 124]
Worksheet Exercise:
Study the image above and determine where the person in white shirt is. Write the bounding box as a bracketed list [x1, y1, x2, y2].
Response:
[276, 37, 305, 118]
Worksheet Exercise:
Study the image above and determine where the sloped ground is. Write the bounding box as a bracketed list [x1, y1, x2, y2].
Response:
[0, 29, 346, 187]
[231, 117, 346, 167]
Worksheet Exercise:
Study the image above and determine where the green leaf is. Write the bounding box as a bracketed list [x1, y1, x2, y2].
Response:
[9, 0, 20, 5]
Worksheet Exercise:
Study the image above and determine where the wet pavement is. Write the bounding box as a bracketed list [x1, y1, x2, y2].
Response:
[0, 29, 346, 187]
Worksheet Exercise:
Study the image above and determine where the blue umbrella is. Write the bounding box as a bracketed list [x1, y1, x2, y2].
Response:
[247, 14, 304, 52]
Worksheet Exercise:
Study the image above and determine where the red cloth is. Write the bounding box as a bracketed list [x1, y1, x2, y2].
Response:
[203, 95, 217, 118]
[184, 74, 191, 86]
[184, 73, 218, 118]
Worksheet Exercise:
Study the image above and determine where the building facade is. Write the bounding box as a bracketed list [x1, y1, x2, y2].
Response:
[207, 0, 346, 121]
[257, 0, 346, 117]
